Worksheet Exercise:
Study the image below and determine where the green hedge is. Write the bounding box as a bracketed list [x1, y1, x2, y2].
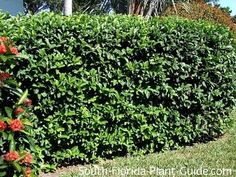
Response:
[0, 13, 235, 168]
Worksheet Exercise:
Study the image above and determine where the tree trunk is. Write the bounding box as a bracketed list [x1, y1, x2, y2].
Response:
[64, 0, 73, 16]
[128, 0, 176, 17]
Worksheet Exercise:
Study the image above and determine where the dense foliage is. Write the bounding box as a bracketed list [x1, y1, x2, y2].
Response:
[0, 38, 38, 177]
[0, 13, 235, 169]
[164, 0, 236, 34]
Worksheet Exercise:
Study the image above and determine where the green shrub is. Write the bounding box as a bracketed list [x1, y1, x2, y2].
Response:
[0, 13, 235, 169]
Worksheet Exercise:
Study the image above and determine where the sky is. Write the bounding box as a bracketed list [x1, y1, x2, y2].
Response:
[0, 0, 23, 15]
[219, 0, 236, 15]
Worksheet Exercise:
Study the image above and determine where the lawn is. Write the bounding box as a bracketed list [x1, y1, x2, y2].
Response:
[40, 111, 236, 177]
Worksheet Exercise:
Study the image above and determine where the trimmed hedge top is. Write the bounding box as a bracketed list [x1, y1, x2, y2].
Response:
[0, 13, 235, 169]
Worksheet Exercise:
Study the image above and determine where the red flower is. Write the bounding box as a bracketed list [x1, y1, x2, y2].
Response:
[21, 153, 33, 164]
[3, 151, 20, 162]
[25, 167, 32, 177]
[10, 119, 24, 132]
[0, 120, 7, 131]
[15, 107, 25, 115]
[0, 72, 11, 81]
[0, 44, 7, 54]
[24, 99, 32, 107]
[10, 47, 18, 55]
[0, 37, 7, 42]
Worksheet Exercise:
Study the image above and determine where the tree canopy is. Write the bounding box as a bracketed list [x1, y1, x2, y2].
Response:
[24, 0, 230, 17]
[24, 0, 107, 14]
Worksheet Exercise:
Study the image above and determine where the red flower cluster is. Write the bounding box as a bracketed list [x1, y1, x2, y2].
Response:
[0, 44, 7, 54]
[10, 47, 19, 55]
[0, 120, 7, 131]
[24, 99, 32, 107]
[21, 153, 33, 164]
[3, 151, 20, 162]
[10, 119, 24, 132]
[0, 72, 11, 81]
[0, 37, 7, 42]
[0, 36, 19, 55]
[25, 167, 32, 177]
[15, 107, 25, 115]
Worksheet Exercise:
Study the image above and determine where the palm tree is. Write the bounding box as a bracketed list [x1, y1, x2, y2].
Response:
[64, 0, 73, 15]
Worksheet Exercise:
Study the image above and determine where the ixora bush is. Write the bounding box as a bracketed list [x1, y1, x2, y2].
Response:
[0, 37, 38, 177]
[0, 13, 235, 169]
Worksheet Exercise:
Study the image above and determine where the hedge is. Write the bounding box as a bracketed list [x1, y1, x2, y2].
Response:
[0, 13, 235, 169]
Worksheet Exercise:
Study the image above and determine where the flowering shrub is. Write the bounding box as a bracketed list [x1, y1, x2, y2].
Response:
[163, 0, 236, 34]
[0, 37, 37, 177]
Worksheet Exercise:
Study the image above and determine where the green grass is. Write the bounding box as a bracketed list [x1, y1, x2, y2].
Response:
[60, 112, 236, 177]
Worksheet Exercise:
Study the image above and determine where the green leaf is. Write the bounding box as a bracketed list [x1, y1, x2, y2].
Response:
[12, 162, 22, 172]
[8, 134, 15, 151]
[17, 90, 28, 105]
[20, 130, 31, 135]
[0, 165, 7, 169]
[0, 172, 6, 177]
[4, 107, 12, 118]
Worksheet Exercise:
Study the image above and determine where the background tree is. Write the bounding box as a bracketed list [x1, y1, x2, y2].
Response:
[24, 0, 63, 13]
[110, 0, 219, 17]
[24, 0, 44, 13]
[233, 15, 236, 23]
[110, 0, 185, 16]
[23, 0, 191, 15]
[23, 0, 234, 18]
[204, 0, 218, 4]
[72, 0, 110, 14]
[24, 0, 107, 14]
